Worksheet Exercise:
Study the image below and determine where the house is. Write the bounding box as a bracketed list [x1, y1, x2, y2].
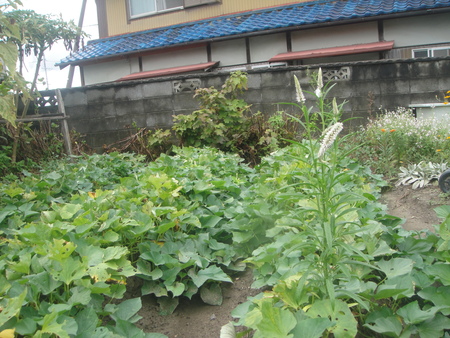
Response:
[57, 0, 450, 86]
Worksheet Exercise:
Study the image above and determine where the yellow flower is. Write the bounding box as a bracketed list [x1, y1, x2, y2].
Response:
[436, 149, 442, 152]
[381, 128, 386, 132]
[447, 136, 450, 140]
[390, 129, 395, 132]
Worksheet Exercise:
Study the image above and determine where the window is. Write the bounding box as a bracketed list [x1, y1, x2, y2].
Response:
[413, 47, 450, 58]
[129, 0, 183, 18]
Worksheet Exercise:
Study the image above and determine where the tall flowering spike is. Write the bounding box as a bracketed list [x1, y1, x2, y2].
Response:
[294, 75, 305, 103]
[332, 98, 339, 116]
[317, 68, 323, 90]
[315, 67, 323, 97]
[317, 122, 343, 158]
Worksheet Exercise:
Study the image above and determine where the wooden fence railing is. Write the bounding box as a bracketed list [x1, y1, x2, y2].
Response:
[0, 89, 72, 155]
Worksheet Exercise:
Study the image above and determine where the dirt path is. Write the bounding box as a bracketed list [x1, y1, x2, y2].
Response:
[136, 269, 258, 337]
[135, 184, 449, 338]
[380, 183, 446, 232]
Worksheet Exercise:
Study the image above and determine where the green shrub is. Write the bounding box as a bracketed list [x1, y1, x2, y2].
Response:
[173, 71, 250, 151]
[350, 107, 450, 178]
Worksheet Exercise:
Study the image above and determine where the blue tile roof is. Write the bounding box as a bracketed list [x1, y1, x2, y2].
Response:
[57, 0, 450, 67]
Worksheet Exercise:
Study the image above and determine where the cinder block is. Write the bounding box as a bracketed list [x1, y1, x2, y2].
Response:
[142, 82, 173, 98]
[260, 71, 291, 88]
[115, 86, 144, 101]
[115, 99, 145, 117]
[62, 89, 87, 107]
[86, 88, 115, 103]
[143, 97, 175, 112]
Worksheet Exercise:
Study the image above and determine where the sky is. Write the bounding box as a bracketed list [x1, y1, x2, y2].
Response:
[18, 0, 99, 89]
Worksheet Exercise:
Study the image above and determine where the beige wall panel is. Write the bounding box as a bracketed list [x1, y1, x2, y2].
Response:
[211, 38, 246, 66]
[141, 46, 208, 70]
[106, 0, 314, 36]
[384, 13, 450, 48]
[250, 33, 287, 63]
[291, 22, 378, 51]
[84, 59, 134, 85]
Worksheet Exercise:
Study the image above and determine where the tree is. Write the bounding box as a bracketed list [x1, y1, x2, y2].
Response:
[5, 9, 84, 113]
[0, 0, 29, 126]
[1, 6, 85, 162]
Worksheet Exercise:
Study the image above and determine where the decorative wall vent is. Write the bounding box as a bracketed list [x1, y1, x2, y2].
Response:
[35, 92, 58, 109]
[34, 90, 59, 113]
[323, 67, 351, 82]
[173, 79, 201, 93]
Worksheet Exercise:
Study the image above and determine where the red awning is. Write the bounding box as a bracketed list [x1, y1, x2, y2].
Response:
[116, 61, 219, 81]
[269, 41, 394, 62]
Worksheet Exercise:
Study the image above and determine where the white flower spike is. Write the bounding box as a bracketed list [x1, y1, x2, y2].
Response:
[294, 75, 306, 104]
[332, 98, 339, 116]
[315, 68, 323, 97]
[317, 68, 323, 89]
[317, 122, 343, 158]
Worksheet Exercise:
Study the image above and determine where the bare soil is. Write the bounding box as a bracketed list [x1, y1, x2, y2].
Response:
[380, 182, 447, 233]
[134, 183, 449, 338]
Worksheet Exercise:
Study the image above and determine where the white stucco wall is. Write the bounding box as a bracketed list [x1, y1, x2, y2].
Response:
[291, 22, 379, 51]
[83, 59, 138, 85]
[300, 52, 380, 65]
[141, 46, 208, 71]
[383, 13, 450, 47]
[211, 38, 247, 66]
[249, 33, 287, 62]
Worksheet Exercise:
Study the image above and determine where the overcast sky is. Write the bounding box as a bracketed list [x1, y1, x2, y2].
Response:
[19, 0, 99, 89]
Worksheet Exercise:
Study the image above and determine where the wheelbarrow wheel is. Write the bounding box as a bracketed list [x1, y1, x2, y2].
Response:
[438, 169, 450, 193]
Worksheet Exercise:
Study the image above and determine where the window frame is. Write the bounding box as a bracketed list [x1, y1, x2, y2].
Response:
[413, 46, 450, 58]
[128, 0, 184, 19]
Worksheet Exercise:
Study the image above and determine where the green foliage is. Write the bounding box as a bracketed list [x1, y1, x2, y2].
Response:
[0, 0, 31, 125]
[222, 72, 450, 337]
[122, 72, 304, 166]
[0, 122, 87, 176]
[0, 6, 86, 167]
[104, 126, 173, 161]
[0, 149, 259, 335]
[173, 71, 250, 150]
[5, 9, 84, 95]
[396, 161, 447, 189]
[350, 107, 450, 178]
[3, 70, 450, 337]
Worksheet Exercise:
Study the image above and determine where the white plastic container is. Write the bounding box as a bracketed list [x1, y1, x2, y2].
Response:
[409, 103, 450, 122]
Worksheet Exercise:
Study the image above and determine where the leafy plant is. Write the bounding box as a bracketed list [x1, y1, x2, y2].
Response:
[2, 8, 85, 164]
[0, 146, 262, 337]
[351, 107, 450, 178]
[0, 0, 31, 126]
[396, 161, 448, 189]
[115, 72, 304, 165]
[173, 71, 250, 151]
[222, 71, 450, 337]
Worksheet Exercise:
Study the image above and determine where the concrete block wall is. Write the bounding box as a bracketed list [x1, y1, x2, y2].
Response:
[60, 57, 450, 151]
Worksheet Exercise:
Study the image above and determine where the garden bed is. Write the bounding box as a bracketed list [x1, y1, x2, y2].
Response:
[134, 184, 448, 338]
